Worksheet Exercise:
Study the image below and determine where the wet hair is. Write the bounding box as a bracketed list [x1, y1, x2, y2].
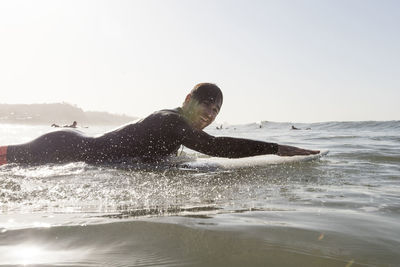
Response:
[190, 83, 223, 105]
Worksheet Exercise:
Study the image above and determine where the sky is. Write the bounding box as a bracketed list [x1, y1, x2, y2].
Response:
[0, 0, 399, 123]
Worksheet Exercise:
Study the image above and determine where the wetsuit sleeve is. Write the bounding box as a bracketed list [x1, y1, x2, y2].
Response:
[178, 124, 278, 158]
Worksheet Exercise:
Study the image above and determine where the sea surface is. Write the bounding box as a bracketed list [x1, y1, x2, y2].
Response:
[0, 121, 399, 266]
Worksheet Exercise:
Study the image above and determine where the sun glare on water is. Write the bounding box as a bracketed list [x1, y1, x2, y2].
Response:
[16, 245, 43, 265]
[0, 244, 91, 265]
[1, 245, 47, 265]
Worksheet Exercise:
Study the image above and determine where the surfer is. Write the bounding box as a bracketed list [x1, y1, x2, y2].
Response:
[64, 121, 78, 128]
[0, 83, 319, 166]
[51, 121, 78, 128]
[291, 125, 312, 130]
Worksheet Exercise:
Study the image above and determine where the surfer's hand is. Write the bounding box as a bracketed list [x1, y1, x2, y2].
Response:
[277, 145, 320, 156]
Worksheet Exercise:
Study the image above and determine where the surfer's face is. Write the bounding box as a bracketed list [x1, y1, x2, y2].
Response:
[184, 96, 222, 130]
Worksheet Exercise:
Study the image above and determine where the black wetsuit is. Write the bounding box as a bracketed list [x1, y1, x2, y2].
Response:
[4, 108, 278, 165]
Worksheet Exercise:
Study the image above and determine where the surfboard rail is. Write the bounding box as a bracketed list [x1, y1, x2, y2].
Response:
[178, 150, 329, 170]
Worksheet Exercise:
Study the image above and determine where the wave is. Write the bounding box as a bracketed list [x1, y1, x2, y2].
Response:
[1, 209, 399, 267]
[224, 120, 400, 131]
[2, 217, 382, 267]
[308, 120, 400, 131]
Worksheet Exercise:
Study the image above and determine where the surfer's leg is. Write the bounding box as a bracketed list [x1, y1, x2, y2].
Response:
[0, 146, 7, 166]
[6, 130, 92, 165]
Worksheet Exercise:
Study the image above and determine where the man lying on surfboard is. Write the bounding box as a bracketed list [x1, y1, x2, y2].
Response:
[0, 83, 319, 166]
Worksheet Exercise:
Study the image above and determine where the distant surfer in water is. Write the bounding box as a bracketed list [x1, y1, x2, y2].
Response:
[51, 121, 78, 128]
[64, 121, 78, 128]
[291, 125, 300, 130]
[291, 125, 311, 130]
[0, 83, 319, 166]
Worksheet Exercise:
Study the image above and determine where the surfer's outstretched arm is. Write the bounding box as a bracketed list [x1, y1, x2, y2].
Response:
[179, 125, 318, 158]
[184, 133, 279, 158]
[276, 144, 319, 156]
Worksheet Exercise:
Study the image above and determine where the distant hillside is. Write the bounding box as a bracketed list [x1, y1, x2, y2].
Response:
[0, 103, 137, 125]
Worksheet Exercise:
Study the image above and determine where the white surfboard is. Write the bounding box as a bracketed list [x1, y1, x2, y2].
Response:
[176, 150, 329, 170]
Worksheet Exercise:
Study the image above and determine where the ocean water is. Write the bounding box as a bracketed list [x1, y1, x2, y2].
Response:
[0, 121, 399, 267]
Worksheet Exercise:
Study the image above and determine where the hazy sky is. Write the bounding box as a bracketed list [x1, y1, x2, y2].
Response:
[1, 0, 399, 123]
